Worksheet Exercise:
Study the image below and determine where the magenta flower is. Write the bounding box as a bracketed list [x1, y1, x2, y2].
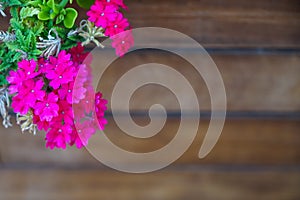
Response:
[34, 92, 59, 122]
[45, 51, 76, 89]
[94, 92, 108, 130]
[7, 70, 26, 94]
[33, 114, 51, 131]
[87, 1, 118, 28]
[105, 13, 129, 36]
[111, 30, 134, 56]
[53, 100, 74, 126]
[46, 123, 73, 149]
[18, 79, 45, 108]
[80, 87, 95, 114]
[72, 80, 87, 104]
[11, 95, 31, 115]
[72, 121, 96, 148]
[69, 43, 88, 64]
[18, 59, 40, 79]
[58, 82, 75, 104]
[37, 57, 48, 74]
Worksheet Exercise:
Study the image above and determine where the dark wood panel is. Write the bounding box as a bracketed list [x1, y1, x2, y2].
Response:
[0, 168, 299, 200]
[1, 118, 299, 166]
[94, 51, 300, 111]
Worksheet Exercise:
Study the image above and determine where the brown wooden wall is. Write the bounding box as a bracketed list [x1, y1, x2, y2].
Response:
[0, 0, 300, 199]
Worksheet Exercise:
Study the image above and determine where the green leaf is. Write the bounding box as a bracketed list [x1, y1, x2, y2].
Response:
[38, 9, 51, 20]
[15, 30, 26, 48]
[76, 0, 94, 9]
[32, 21, 44, 35]
[31, 49, 42, 56]
[61, 39, 78, 50]
[0, 74, 8, 86]
[25, 31, 36, 50]
[63, 8, 78, 28]
[20, 7, 40, 20]
[8, 0, 22, 6]
[25, 0, 43, 7]
[10, 18, 24, 31]
[10, 7, 19, 19]
[47, 0, 60, 14]
[56, 14, 65, 24]
[5, 42, 19, 52]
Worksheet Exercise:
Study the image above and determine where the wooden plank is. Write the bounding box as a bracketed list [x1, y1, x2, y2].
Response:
[0, 168, 299, 200]
[1, 0, 300, 48]
[125, 0, 300, 48]
[0, 118, 299, 166]
[94, 51, 300, 111]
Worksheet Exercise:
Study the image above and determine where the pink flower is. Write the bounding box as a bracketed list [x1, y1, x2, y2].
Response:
[18, 59, 40, 79]
[111, 30, 134, 56]
[80, 87, 95, 114]
[53, 100, 74, 126]
[18, 79, 45, 107]
[7, 59, 40, 94]
[45, 51, 76, 89]
[94, 92, 108, 130]
[87, 1, 118, 28]
[11, 95, 31, 115]
[69, 43, 88, 64]
[72, 80, 87, 104]
[71, 121, 96, 148]
[34, 93, 59, 122]
[33, 114, 51, 131]
[46, 123, 73, 149]
[37, 57, 48, 74]
[7, 70, 26, 94]
[105, 13, 129, 36]
[58, 82, 75, 104]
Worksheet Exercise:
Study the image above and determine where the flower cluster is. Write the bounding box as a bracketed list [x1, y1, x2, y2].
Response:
[0, 0, 133, 150]
[87, 0, 134, 56]
[8, 48, 107, 149]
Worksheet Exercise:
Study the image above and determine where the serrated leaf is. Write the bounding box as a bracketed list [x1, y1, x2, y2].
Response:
[15, 30, 26, 49]
[11, 52, 22, 62]
[10, 18, 24, 31]
[61, 39, 78, 50]
[20, 7, 40, 20]
[25, 31, 36, 50]
[8, 0, 22, 6]
[10, 7, 19, 19]
[25, 0, 43, 7]
[32, 22, 44, 35]
[0, 74, 8, 86]
[5, 42, 19, 52]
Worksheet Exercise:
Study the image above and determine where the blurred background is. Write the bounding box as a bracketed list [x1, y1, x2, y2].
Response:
[0, 0, 300, 199]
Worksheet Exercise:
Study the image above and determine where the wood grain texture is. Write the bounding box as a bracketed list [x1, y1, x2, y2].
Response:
[1, 0, 300, 48]
[0, 118, 299, 166]
[0, 168, 299, 200]
[93, 50, 300, 111]
[125, 0, 300, 48]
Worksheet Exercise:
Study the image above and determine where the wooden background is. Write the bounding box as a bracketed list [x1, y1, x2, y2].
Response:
[0, 0, 300, 199]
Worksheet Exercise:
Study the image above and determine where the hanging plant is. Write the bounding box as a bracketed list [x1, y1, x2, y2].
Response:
[0, 0, 134, 149]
